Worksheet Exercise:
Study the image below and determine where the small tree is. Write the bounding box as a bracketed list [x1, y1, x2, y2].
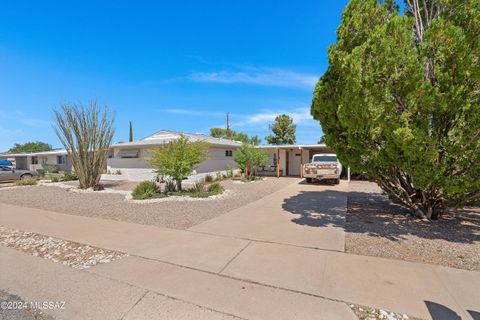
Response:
[265, 114, 296, 145]
[53, 101, 115, 189]
[8, 141, 52, 153]
[149, 135, 209, 191]
[234, 143, 268, 177]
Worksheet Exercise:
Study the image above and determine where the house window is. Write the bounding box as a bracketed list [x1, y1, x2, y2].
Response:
[31, 157, 38, 165]
[118, 150, 139, 158]
[225, 150, 233, 157]
[57, 155, 66, 165]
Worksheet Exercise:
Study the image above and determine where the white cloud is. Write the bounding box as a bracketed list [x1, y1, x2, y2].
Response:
[233, 107, 315, 127]
[187, 67, 318, 90]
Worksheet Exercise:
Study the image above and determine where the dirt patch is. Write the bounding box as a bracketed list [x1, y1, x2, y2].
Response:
[345, 181, 480, 271]
[0, 178, 295, 230]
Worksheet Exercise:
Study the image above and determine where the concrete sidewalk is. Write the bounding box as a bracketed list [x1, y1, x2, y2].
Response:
[1, 200, 479, 319]
[190, 180, 348, 251]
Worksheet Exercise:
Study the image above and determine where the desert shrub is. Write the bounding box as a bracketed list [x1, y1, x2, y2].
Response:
[164, 179, 177, 193]
[42, 164, 59, 174]
[205, 174, 213, 183]
[115, 169, 122, 175]
[50, 175, 60, 182]
[63, 172, 79, 181]
[15, 177, 37, 186]
[207, 182, 224, 194]
[132, 181, 161, 200]
[189, 181, 205, 193]
[53, 101, 115, 189]
[241, 175, 260, 183]
[226, 166, 234, 179]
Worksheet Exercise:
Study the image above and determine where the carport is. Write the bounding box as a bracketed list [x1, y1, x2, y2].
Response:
[256, 144, 350, 181]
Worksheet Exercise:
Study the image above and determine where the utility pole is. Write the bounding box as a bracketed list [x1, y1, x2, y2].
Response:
[226, 113, 230, 131]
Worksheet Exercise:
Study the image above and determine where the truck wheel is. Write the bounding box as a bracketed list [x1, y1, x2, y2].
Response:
[306, 178, 312, 183]
[334, 179, 340, 185]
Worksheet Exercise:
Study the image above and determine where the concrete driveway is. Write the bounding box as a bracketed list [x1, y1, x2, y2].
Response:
[190, 179, 349, 251]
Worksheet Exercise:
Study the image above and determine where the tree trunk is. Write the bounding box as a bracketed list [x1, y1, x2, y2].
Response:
[176, 179, 182, 192]
[377, 172, 445, 221]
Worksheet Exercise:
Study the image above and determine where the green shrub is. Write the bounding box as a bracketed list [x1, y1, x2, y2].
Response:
[63, 172, 79, 181]
[15, 177, 38, 186]
[207, 182, 224, 194]
[205, 174, 213, 183]
[132, 181, 162, 200]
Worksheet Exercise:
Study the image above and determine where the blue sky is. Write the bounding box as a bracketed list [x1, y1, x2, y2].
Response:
[0, 0, 349, 151]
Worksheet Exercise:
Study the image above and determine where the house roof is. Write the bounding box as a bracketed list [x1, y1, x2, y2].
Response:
[111, 130, 243, 149]
[0, 149, 68, 157]
[257, 143, 329, 149]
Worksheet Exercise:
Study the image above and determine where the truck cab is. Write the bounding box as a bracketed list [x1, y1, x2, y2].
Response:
[303, 153, 342, 184]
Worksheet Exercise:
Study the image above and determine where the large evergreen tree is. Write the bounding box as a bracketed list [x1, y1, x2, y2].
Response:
[311, 0, 480, 220]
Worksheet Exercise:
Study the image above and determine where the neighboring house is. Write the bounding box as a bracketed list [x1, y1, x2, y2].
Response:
[107, 130, 242, 181]
[256, 144, 350, 181]
[0, 149, 72, 173]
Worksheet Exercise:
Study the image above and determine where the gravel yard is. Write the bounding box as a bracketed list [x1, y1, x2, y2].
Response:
[0, 178, 295, 230]
[346, 181, 480, 271]
[0, 226, 128, 269]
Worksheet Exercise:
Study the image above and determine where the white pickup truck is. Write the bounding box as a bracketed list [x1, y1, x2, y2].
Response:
[303, 153, 342, 184]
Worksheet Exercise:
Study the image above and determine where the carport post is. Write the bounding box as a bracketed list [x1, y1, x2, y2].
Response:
[348, 167, 351, 182]
[276, 147, 280, 178]
[299, 147, 303, 178]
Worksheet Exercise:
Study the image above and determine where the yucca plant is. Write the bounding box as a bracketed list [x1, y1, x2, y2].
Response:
[53, 100, 115, 189]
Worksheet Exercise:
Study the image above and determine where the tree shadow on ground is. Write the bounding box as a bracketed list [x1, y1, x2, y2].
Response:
[425, 301, 462, 320]
[282, 187, 480, 244]
[282, 190, 347, 228]
[468, 310, 480, 320]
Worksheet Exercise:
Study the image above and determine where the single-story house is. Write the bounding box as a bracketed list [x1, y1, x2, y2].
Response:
[256, 144, 351, 181]
[0, 149, 73, 173]
[107, 130, 242, 181]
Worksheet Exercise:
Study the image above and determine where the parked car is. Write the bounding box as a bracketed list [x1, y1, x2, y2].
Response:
[0, 160, 13, 167]
[303, 153, 342, 184]
[0, 165, 38, 182]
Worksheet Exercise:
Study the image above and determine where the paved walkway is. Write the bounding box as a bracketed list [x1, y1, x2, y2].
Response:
[0, 181, 479, 320]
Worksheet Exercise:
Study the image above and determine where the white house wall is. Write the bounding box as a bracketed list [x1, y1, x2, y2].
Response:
[107, 146, 238, 181]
